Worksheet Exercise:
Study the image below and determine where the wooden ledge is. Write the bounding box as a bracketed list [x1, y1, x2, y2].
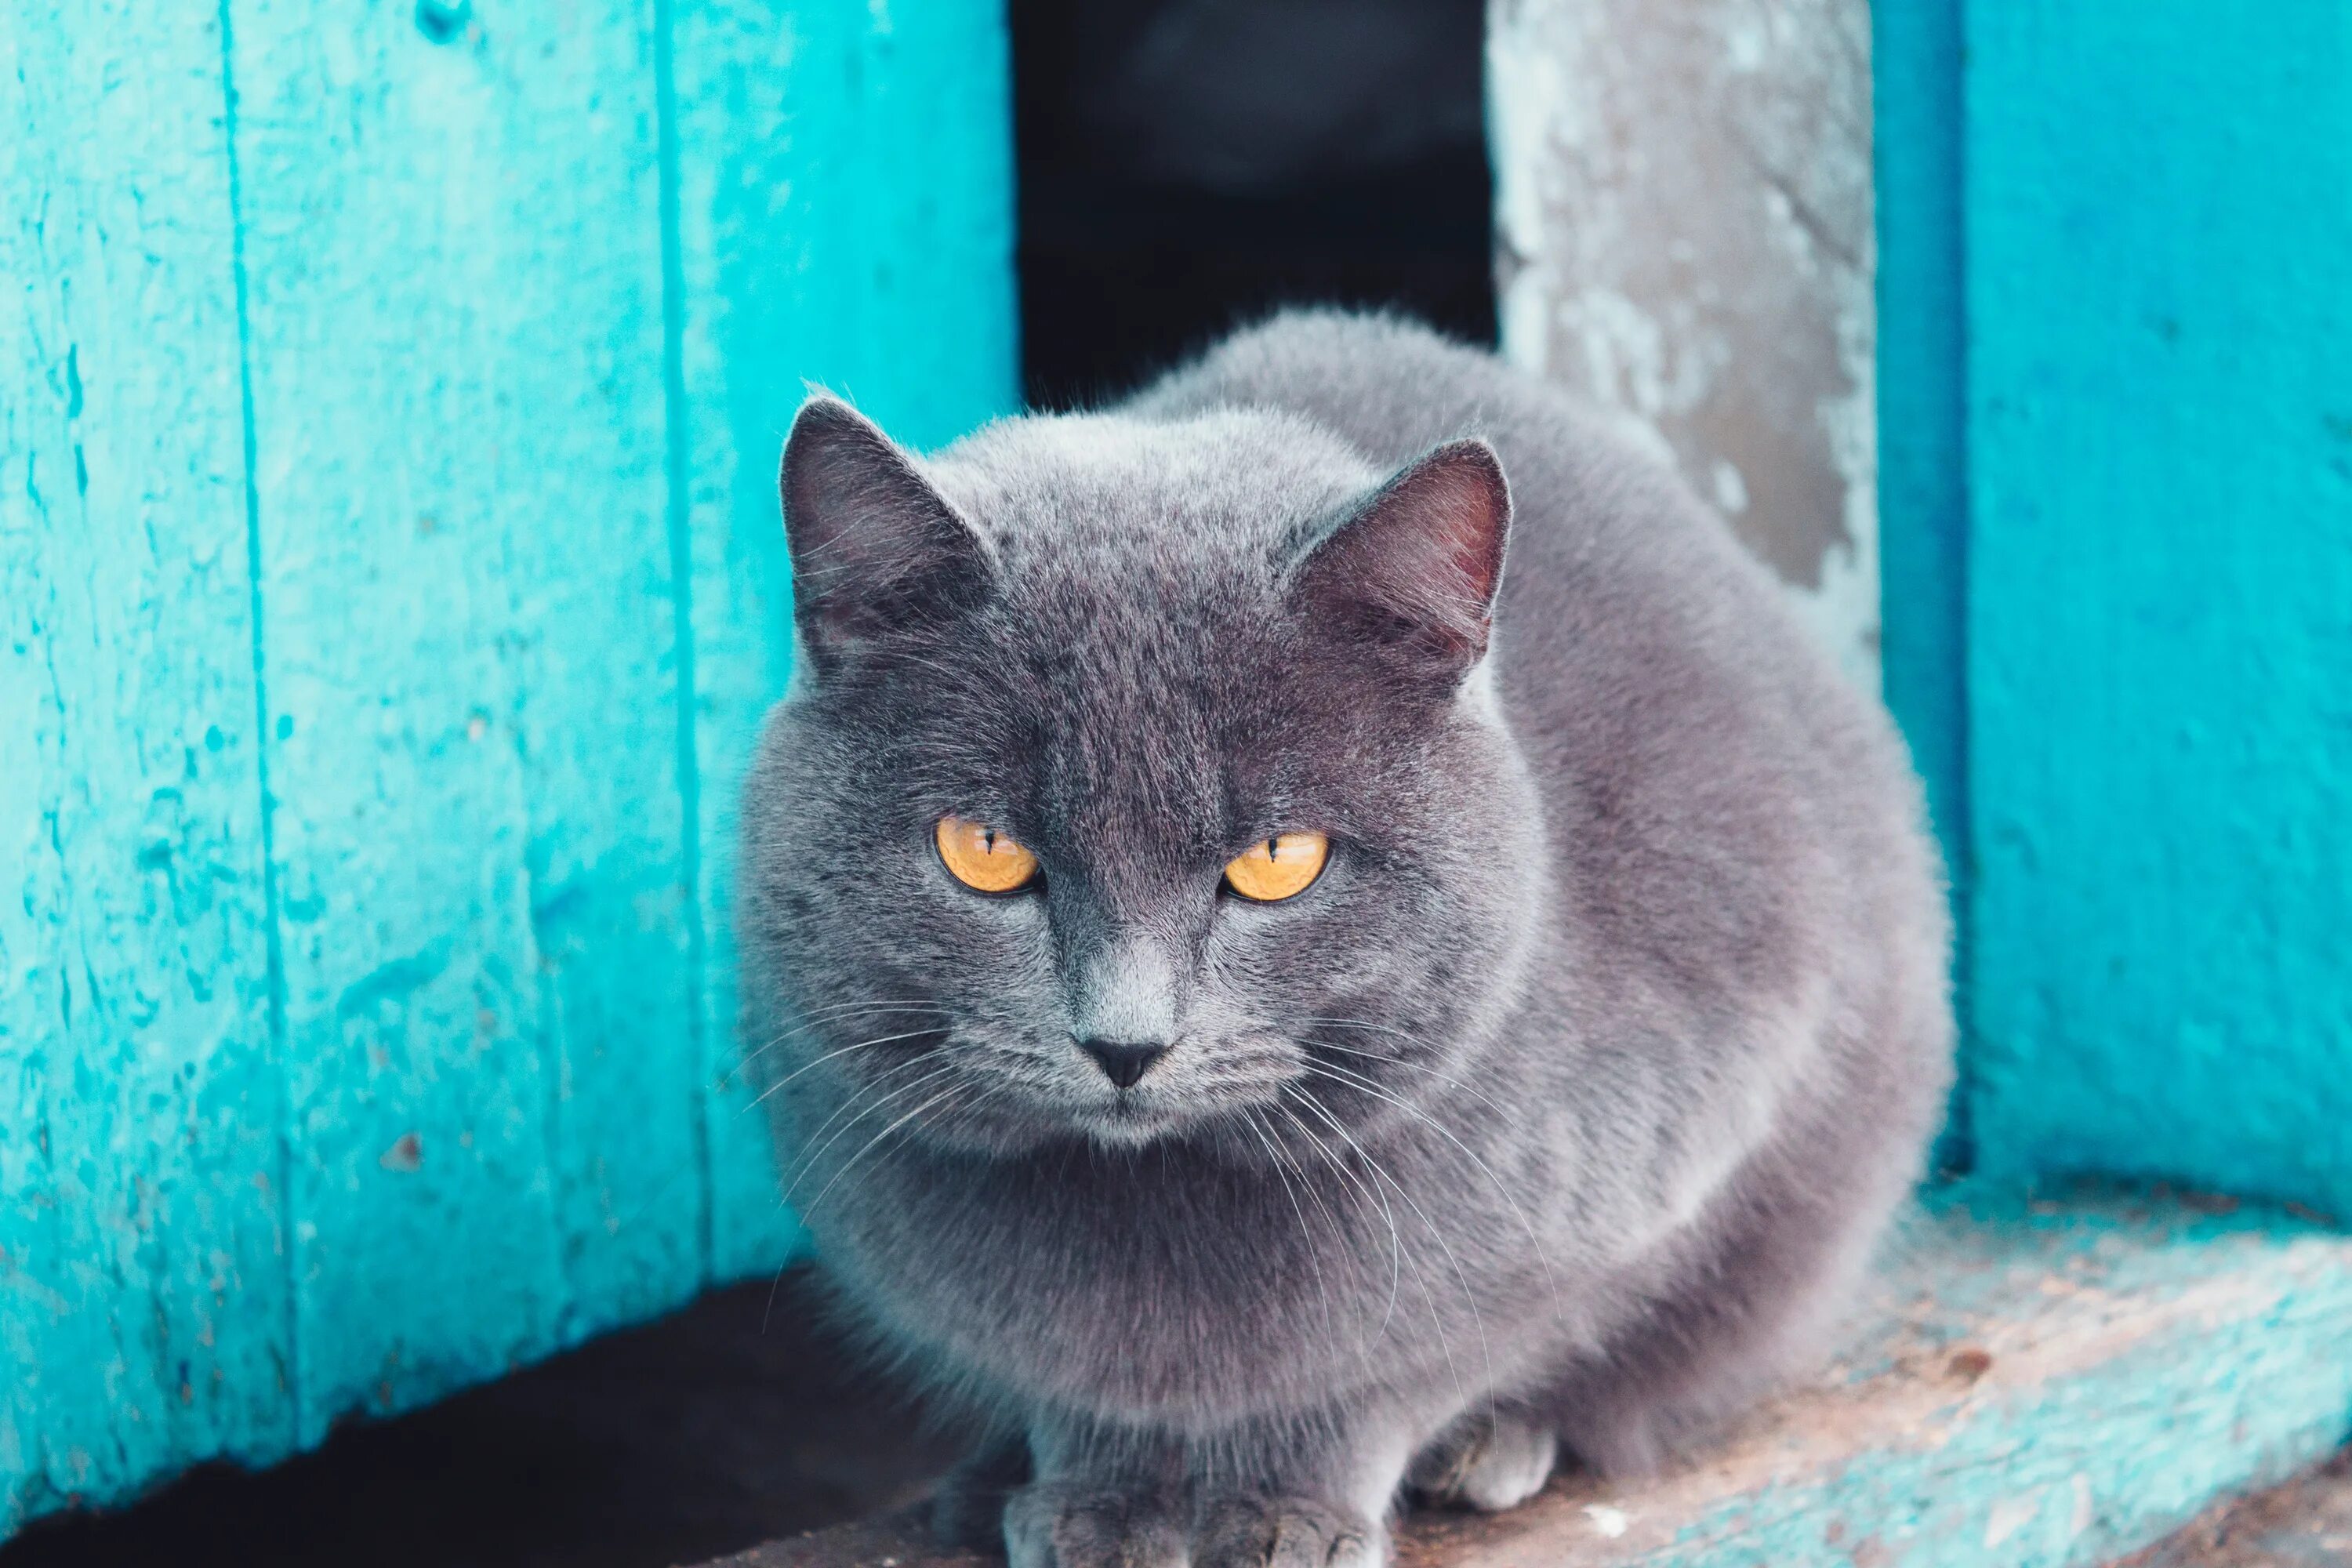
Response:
[705, 1188, 2352, 1568]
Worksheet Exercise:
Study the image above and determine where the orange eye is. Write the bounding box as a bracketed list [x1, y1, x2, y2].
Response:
[1222, 831, 1330, 902]
[935, 815, 1040, 894]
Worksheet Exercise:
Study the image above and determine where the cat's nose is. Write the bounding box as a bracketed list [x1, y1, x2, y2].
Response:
[1078, 1038, 1166, 1090]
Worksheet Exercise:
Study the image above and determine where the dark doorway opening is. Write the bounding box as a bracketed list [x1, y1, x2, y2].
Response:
[1011, 0, 1496, 408]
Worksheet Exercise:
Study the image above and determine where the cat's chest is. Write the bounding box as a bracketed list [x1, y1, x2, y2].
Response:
[848, 1144, 1322, 1308]
[823, 1142, 1432, 1416]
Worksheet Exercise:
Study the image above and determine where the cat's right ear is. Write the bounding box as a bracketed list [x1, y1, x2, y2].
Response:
[1288, 438, 1512, 692]
[779, 396, 990, 676]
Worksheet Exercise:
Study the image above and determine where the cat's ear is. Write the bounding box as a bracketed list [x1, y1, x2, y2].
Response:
[1290, 439, 1512, 684]
[779, 396, 990, 674]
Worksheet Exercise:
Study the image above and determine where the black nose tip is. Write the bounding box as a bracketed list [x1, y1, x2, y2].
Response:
[1080, 1039, 1167, 1090]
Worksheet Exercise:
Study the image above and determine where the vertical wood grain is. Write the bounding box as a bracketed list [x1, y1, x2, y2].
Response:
[1, 3, 292, 1527]
[1964, 4, 2352, 1212]
[223, 0, 696, 1434]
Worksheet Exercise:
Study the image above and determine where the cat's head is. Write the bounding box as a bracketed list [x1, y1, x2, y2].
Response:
[739, 396, 1545, 1160]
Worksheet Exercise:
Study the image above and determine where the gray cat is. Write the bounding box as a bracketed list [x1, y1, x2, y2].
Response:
[737, 310, 1951, 1568]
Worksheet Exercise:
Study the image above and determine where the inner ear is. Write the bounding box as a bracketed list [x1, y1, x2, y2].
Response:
[1288, 439, 1512, 681]
[779, 396, 990, 674]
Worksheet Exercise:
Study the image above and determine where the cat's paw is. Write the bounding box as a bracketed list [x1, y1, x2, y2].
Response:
[1406, 1413, 1558, 1512]
[1191, 1495, 1383, 1568]
[1003, 1481, 1187, 1568]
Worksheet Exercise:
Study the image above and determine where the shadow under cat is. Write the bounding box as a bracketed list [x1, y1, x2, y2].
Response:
[0, 1267, 956, 1568]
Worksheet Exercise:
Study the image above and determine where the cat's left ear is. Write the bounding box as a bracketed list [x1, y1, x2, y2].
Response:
[1290, 439, 1512, 685]
[779, 395, 990, 676]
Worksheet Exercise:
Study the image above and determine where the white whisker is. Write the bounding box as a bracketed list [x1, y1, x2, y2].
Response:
[1284, 1085, 1464, 1415]
[748, 1023, 955, 1111]
[780, 1055, 963, 1204]
[1276, 1102, 1399, 1353]
[1300, 1055, 1566, 1319]
[1290, 1075, 1500, 1430]
[797, 1080, 970, 1223]
[1243, 1108, 1337, 1346]
[739, 1000, 953, 1065]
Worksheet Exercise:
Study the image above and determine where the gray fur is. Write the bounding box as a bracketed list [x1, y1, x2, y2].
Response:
[737, 310, 1952, 1567]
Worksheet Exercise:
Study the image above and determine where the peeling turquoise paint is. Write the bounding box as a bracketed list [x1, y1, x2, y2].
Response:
[1960, 5, 2352, 1217]
[1590, 1188, 2352, 1568]
[1, 0, 1014, 1537]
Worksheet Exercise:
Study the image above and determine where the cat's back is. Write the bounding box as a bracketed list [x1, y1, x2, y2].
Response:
[1126, 308, 1886, 782]
[1122, 308, 1807, 688]
[1131, 310, 1942, 1038]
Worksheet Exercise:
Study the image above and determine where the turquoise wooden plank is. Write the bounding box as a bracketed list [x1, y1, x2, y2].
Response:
[1873, 0, 1971, 1171]
[1963, 5, 2352, 1211]
[486, 8, 712, 1343]
[222, 0, 706, 1433]
[0, 4, 292, 1530]
[664, 0, 1022, 1280]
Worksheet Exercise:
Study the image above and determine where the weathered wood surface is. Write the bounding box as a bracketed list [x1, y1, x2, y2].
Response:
[2122, 1453, 2352, 1568]
[1486, 0, 1878, 686]
[2, 0, 293, 1516]
[705, 1191, 2352, 1568]
[0, 0, 1015, 1537]
[1961, 5, 2352, 1218]
[230, 0, 683, 1443]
